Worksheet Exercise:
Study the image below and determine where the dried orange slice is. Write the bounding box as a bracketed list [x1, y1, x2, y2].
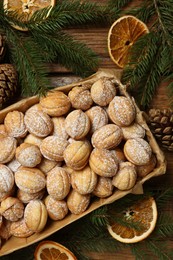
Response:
[107, 197, 157, 243]
[108, 15, 149, 68]
[34, 240, 77, 260]
[3, 0, 56, 30]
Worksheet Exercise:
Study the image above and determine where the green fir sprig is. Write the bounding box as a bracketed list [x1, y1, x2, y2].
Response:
[0, 0, 125, 97]
[122, 0, 173, 109]
[1, 188, 173, 260]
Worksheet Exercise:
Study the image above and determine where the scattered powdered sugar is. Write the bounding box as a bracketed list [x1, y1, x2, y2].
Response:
[0, 165, 14, 193]
[45, 196, 68, 220]
[93, 176, 113, 198]
[71, 166, 97, 194]
[52, 117, 69, 140]
[122, 122, 145, 140]
[65, 110, 90, 139]
[91, 124, 123, 149]
[15, 168, 46, 193]
[16, 145, 42, 167]
[0, 137, 17, 163]
[4, 111, 28, 138]
[124, 138, 152, 165]
[7, 158, 21, 172]
[24, 109, 53, 137]
[89, 148, 119, 177]
[67, 189, 90, 214]
[69, 85, 93, 110]
[86, 105, 108, 134]
[40, 136, 69, 161]
[46, 167, 70, 200]
[108, 96, 136, 126]
[91, 77, 116, 106]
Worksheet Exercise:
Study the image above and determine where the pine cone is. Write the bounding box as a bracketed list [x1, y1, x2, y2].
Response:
[0, 64, 18, 108]
[147, 108, 173, 151]
[0, 35, 6, 63]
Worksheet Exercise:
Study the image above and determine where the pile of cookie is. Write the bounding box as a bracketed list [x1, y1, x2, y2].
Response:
[0, 76, 157, 244]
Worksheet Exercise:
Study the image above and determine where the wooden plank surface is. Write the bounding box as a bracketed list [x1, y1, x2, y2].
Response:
[1, 0, 172, 259]
[46, 1, 173, 259]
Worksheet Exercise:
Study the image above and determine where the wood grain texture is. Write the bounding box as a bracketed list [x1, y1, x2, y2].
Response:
[46, 0, 173, 258]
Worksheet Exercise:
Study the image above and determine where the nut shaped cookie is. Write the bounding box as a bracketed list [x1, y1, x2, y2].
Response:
[112, 162, 137, 190]
[64, 140, 92, 170]
[91, 124, 123, 149]
[10, 218, 34, 238]
[108, 96, 136, 126]
[16, 143, 42, 167]
[17, 188, 45, 204]
[0, 197, 24, 222]
[45, 195, 68, 221]
[90, 77, 116, 106]
[15, 167, 46, 194]
[85, 105, 108, 135]
[68, 85, 93, 110]
[46, 166, 70, 200]
[136, 154, 157, 178]
[124, 138, 152, 166]
[67, 189, 90, 215]
[92, 176, 113, 198]
[89, 148, 119, 177]
[38, 158, 59, 175]
[0, 165, 14, 193]
[40, 136, 69, 161]
[24, 133, 43, 147]
[7, 158, 21, 173]
[111, 147, 126, 163]
[24, 108, 53, 137]
[24, 200, 48, 232]
[71, 165, 98, 194]
[122, 122, 145, 140]
[65, 109, 90, 140]
[40, 91, 71, 116]
[4, 111, 28, 138]
[52, 117, 69, 140]
[0, 136, 17, 163]
[0, 124, 7, 137]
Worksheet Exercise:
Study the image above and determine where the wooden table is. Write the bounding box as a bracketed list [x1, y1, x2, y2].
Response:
[47, 1, 173, 259]
[2, 0, 173, 259]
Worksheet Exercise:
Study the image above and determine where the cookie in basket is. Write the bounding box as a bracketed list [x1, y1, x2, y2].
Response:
[64, 140, 92, 170]
[68, 84, 93, 110]
[85, 105, 108, 134]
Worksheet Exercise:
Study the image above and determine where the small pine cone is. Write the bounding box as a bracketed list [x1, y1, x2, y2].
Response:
[0, 64, 18, 108]
[147, 108, 173, 151]
[0, 35, 6, 63]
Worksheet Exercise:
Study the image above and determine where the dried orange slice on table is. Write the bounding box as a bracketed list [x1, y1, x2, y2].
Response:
[108, 15, 149, 68]
[3, 0, 56, 31]
[34, 240, 77, 260]
[107, 197, 157, 243]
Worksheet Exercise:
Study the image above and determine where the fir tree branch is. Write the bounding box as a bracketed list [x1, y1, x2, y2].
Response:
[108, 0, 133, 12]
[126, 0, 155, 24]
[27, 1, 115, 33]
[31, 30, 99, 77]
[129, 243, 150, 260]
[154, 188, 173, 210]
[5, 28, 49, 96]
[151, 212, 173, 239]
[146, 240, 173, 260]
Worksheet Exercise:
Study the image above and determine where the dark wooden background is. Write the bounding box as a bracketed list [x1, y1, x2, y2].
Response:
[2, 0, 173, 259]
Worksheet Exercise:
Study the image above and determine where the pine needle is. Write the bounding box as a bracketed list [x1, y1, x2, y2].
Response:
[146, 240, 173, 260]
[5, 29, 49, 96]
[31, 30, 99, 77]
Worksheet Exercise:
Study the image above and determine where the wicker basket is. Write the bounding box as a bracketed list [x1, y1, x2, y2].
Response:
[0, 69, 166, 256]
